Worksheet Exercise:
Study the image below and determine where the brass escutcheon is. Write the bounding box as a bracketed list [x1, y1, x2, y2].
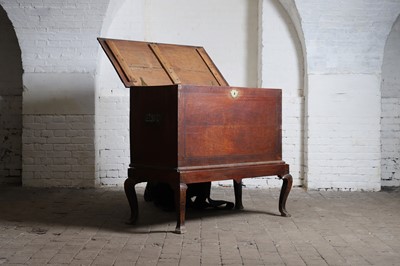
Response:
[230, 89, 239, 98]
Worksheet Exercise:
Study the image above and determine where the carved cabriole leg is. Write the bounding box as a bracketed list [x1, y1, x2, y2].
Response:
[233, 179, 244, 210]
[278, 174, 293, 217]
[174, 183, 188, 234]
[124, 177, 139, 224]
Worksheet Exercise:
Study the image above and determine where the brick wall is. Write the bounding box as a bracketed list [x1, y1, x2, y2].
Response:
[259, 0, 304, 188]
[0, 5, 22, 185]
[297, 0, 400, 74]
[306, 74, 381, 191]
[294, 0, 400, 191]
[96, 92, 130, 186]
[22, 115, 95, 187]
[95, 0, 144, 186]
[1, 0, 108, 73]
[1, 0, 400, 189]
[381, 14, 400, 187]
[1, 0, 109, 187]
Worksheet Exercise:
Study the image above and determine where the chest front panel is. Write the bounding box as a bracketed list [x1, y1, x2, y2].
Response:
[178, 86, 282, 168]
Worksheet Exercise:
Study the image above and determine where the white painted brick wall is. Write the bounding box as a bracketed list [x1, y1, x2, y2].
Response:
[259, 0, 305, 188]
[297, 0, 400, 74]
[1, 0, 109, 187]
[96, 92, 130, 186]
[95, 0, 145, 186]
[22, 115, 95, 187]
[294, 0, 400, 191]
[306, 74, 381, 191]
[1, 0, 399, 190]
[0, 0, 109, 73]
[282, 96, 304, 187]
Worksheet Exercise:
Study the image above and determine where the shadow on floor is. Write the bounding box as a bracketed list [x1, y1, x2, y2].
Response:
[0, 186, 282, 235]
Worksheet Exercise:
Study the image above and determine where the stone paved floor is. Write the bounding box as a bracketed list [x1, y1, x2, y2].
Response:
[0, 185, 399, 266]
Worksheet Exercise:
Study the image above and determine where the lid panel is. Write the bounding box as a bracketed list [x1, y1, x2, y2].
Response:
[98, 38, 228, 87]
[158, 44, 221, 86]
[106, 39, 173, 87]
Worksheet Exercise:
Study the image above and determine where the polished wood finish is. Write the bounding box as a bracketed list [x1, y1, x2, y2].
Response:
[98, 38, 292, 233]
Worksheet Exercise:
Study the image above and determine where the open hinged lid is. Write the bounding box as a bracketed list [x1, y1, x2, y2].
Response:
[98, 38, 229, 87]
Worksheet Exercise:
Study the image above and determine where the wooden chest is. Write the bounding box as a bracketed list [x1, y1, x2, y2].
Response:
[98, 38, 292, 233]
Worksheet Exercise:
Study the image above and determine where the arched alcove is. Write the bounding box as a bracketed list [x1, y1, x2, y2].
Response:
[257, 0, 305, 188]
[0, 5, 23, 185]
[276, 0, 308, 189]
[95, 0, 145, 186]
[381, 14, 400, 187]
[96, 0, 260, 186]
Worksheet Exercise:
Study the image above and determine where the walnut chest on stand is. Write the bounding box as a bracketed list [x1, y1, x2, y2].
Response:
[98, 38, 292, 234]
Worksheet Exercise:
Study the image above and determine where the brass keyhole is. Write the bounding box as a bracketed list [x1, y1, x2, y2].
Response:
[230, 89, 239, 98]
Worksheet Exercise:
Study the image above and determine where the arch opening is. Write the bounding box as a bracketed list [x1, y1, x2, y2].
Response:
[95, 0, 260, 186]
[0, 4, 23, 185]
[258, 0, 306, 188]
[381, 13, 400, 187]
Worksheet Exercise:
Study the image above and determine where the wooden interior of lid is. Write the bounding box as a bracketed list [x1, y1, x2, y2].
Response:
[98, 38, 228, 87]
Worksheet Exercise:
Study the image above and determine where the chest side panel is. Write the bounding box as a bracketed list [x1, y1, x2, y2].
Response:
[178, 86, 282, 167]
[130, 86, 178, 168]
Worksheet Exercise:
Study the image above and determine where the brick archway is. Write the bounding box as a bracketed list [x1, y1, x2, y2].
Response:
[381, 13, 400, 187]
[0, 4, 23, 185]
